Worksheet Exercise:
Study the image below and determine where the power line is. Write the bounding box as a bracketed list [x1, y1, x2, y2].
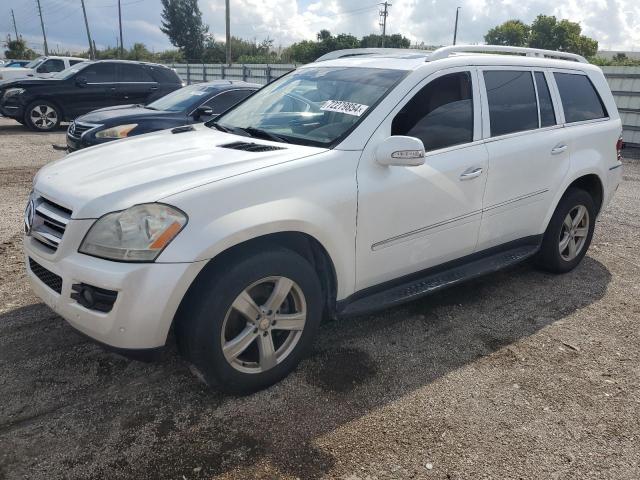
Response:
[35, 0, 49, 55]
[379, 2, 391, 47]
[11, 9, 19, 40]
[80, 0, 95, 59]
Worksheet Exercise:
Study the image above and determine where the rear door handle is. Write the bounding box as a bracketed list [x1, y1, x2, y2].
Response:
[551, 144, 568, 155]
[460, 167, 483, 180]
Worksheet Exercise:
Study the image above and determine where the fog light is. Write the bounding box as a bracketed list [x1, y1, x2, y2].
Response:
[71, 283, 118, 312]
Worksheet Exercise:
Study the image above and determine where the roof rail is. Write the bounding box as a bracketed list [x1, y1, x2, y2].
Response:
[429, 45, 589, 64]
[315, 48, 432, 62]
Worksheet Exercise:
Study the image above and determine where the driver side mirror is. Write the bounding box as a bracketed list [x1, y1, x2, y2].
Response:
[194, 105, 214, 119]
[75, 76, 87, 87]
[375, 136, 426, 167]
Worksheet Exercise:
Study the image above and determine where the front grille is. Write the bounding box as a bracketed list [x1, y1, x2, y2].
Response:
[28, 195, 72, 252]
[219, 141, 286, 152]
[29, 258, 63, 294]
[68, 121, 96, 138]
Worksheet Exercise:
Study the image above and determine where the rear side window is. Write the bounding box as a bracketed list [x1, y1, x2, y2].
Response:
[484, 70, 538, 137]
[206, 89, 254, 114]
[81, 63, 117, 83]
[534, 72, 556, 127]
[554, 73, 607, 123]
[119, 64, 154, 82]
[391, 71, 474, 151]
[149, 66, 181, 85]
[69, 59, 84, 66]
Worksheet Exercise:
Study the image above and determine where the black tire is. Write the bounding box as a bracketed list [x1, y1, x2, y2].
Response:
[176, 247, 323, 394]
[536, 187, 596, 273]
[24, 100, 61, 132]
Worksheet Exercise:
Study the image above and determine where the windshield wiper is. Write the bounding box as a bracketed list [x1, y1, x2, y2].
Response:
[209, 122, 231, 133]
[241, 127, 290, 144]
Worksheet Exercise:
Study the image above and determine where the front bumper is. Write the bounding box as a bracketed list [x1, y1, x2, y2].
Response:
[0, 104, 23, 119]
[24, 224, 206, 349]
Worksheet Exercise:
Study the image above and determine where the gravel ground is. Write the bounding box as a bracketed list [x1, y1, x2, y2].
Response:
[1, 117, 639, 480]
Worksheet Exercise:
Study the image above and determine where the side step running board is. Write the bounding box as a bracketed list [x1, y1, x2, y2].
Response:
[338, 245, 540, 317]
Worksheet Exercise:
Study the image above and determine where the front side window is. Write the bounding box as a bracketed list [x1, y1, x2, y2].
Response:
[391, 71, 474, 151]
[554, 73, 607, 123]
[81, 63, 117, 83]
[214, 66, 407, 147]
[484, 70, 538, 137]
[206, 90, 254, 114]
[38, 59, 65, 73]
[534, 72, 556, 127]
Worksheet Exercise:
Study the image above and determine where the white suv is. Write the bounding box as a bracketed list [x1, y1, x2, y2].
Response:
[24, 45, 623, 393]
[0, 56, 86, 81]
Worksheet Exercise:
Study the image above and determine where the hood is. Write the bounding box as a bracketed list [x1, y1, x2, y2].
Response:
[0, 67, 34, 80]
[77, 105, 177, 123]
[34, 124, 326, 218]
[0, 77, 58, 89]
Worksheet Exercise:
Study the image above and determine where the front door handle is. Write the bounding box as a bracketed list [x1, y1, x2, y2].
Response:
[551, 144, 568, 155]
[460, 166, 483, 181]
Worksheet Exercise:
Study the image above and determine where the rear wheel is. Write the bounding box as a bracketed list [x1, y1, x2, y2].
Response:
[176, 247, 323, 394]
[536, 188, 596, 273]
[24, 100, 61, 131]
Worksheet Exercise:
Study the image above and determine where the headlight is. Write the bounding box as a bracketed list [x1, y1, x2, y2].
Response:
[79, 203, 187, 262]
[95, 123, 138, 139]
[3, 87, 25, 99]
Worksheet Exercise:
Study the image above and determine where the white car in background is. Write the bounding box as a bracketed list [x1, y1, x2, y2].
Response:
[24, 45, 623, 394]
[0, 56, 86, 81]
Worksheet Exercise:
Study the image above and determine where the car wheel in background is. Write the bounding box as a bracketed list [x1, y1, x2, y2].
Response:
[24, 100, 61, 132]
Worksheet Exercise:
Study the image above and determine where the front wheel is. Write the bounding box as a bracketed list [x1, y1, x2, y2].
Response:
[176, 247, 323, 394]
[536, 188, 596, 273]
[24, 100, 61, 131]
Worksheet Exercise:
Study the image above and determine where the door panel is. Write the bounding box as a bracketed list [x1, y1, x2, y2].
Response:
[355, 68, 487, 291]
[477, 68, 571, 250]
[71, 63, 118, 117]
[115, 64, 158, 105]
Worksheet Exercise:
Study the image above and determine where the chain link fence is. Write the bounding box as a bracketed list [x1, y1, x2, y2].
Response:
[166, 63, 297, 86]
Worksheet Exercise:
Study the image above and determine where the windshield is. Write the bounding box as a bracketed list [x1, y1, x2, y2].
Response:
[213, 66, 407, 147]
[147, 83, 217, 112]
[25, 57, 46, 69]
[52, 63, 89, 80]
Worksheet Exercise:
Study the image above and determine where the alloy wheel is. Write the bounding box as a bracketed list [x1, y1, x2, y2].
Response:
[30, 105, 58, 130]
[558, 205, 590, 261]
[221, 276, 307, 374]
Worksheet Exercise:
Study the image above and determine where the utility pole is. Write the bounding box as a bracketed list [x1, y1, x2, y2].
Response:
[453, 6, 461, 45]
[80, 0, 94, 59]
[11, 9, 19, 41]
[225, 0, 231, 64]
[118, 0, 124, 58]
[379, 2, 391, 48]
[35, 0, 49, 55]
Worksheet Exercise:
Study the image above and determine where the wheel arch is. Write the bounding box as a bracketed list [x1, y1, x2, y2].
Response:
[542, 171, 605, 233]
[172, 231, 340, 337]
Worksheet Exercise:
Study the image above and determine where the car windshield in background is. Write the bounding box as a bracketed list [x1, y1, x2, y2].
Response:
[25, 57, 45, 69]
[146, 84, 217, 112]
[52, 63, 90, 80]
[213, 66, 407, 147]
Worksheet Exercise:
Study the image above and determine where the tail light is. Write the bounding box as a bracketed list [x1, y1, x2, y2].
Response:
[616, 134, 624, 161]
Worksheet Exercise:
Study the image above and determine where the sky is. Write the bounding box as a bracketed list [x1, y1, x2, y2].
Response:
[1, 0, 639, 56]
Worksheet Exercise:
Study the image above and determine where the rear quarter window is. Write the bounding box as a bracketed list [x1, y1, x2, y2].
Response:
[553, 73, 607, 123]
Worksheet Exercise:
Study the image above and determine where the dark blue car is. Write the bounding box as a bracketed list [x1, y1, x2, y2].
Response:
[66, 80, 260, 151]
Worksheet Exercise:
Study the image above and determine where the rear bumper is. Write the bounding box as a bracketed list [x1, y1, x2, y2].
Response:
[604, 162, 623, 210]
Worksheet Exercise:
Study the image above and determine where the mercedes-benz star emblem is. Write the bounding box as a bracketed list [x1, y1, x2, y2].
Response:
[24, 199, 35, 236]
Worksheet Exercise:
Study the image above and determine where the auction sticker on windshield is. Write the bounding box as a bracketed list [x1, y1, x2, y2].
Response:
[321, 100, 369, 116]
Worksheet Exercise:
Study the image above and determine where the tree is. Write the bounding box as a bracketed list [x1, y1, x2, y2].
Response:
[484, 15, 598, 58]
[160, 0, 208, 60]
[360, 33, 411, 48]
[484, 20, 530, 47]
[4, 38, 37, 60]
